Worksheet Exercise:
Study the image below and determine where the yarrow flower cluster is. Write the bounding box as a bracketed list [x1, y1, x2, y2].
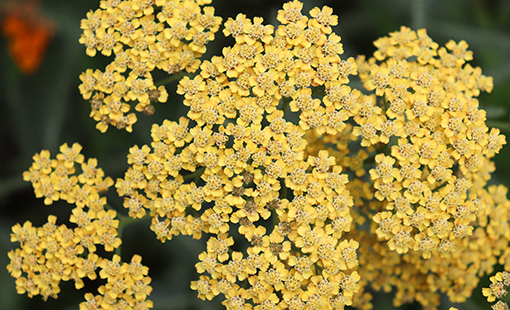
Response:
[116, 1, 365, 308]
[298, 25, 510, 308]
[9, 143, 153, 309]
[483, 271, 510, 310]
[356, 26, 504, 255]
[78, 0, 222, 132]
[332, 26, 510, 308]
[8, 1, 510, 310]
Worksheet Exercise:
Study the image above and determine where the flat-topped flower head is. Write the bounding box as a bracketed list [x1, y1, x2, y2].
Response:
[108, 2, 363, 308]
[355, 26, 507, 262]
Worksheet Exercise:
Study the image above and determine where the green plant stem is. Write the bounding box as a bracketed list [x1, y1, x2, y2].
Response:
[114, 213, 147, 258]
[280, 181, 288, 200]
[280, 97, 291, 114]
[155, 72, 187, 86]
[183, 167, 206, 182]
[431, 180, 448, 193]
[104, 203, 116, 211]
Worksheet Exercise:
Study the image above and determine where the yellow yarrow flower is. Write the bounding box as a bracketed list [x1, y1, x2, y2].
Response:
[79, 0, 222, 132]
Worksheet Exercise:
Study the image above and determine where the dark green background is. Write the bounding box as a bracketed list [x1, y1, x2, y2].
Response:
[1, 0, 510, 309]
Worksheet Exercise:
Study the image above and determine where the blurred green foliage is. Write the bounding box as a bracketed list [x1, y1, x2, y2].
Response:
[0, 0, 509, 309]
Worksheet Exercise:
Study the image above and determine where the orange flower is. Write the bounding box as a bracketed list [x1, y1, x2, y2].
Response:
[0, 0, 56, 75]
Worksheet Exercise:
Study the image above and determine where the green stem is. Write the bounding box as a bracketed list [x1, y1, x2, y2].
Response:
[430, 180, 448, 193]
[104, 203, 117, 211]
[272, 211, 281, 228]
[155, 72, 187, 86]
[280, 180, 288, 200]
[114, 213, 147, 258]
[379, 95, 388, 115]
[280, 97, 291, 114]
[183, 167, 206, 182]
[314, 262, 323, 273]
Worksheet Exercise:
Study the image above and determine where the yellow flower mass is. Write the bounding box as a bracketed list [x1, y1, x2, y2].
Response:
[12, 143, 152, 308]
[78, 0, 222, 132]
[8, 1, 510, 310]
